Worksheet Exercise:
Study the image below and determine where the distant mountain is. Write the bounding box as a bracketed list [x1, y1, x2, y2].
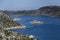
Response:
[37, 6, 60, 16]
[1, 6, 60, 16]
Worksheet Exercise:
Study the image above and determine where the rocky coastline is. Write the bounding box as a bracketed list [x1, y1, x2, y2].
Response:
[0, 12, 35, 40]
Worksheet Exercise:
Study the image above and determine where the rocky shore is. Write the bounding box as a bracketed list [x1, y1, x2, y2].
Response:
[0, 12, 26, 29]
[0, 12, 35, 40]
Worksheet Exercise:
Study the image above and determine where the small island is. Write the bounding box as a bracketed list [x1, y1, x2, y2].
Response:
[30, 20, 43, 24]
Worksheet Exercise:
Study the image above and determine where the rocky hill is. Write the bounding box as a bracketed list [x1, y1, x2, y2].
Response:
[1, 6, 60, 16]
[37, 6, 60, 16]
[0, 12, 25, 29]
[0, 25, 34, 40]
[0, 12, 34, 40]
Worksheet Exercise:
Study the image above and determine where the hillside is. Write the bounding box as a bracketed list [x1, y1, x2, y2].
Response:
[1, 6, 60, 16]
[0, 12, 25, 29]
[0, 26, 34, 40]
[37, 6, 60, 16]
[0, 12, 34, 40]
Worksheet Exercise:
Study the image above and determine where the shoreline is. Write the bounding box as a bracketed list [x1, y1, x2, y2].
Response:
[5, 26, 26, 30]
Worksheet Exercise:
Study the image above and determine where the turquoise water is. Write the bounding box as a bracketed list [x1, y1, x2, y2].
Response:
[11, 15, 60, 40]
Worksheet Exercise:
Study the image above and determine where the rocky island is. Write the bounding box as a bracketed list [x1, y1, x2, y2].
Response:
[0, 12, 35, 40]
[30, 20, 43, 24]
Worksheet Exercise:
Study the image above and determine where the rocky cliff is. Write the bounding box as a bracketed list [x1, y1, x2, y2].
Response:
[0, 12, 24, 29]
[0, 12, 34, 40]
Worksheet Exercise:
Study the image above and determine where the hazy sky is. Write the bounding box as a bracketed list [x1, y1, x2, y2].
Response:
[0, 0, 60, 10]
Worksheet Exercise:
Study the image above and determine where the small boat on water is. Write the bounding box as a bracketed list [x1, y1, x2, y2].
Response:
[30, 20, 43, 24]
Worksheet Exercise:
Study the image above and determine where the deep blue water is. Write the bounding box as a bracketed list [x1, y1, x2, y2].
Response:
[10, 15, 60, 40]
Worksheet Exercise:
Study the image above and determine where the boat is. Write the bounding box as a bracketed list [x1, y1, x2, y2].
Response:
[30, 20, 43, 24]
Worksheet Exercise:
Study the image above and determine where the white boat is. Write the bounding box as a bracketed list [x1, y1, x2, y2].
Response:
[30, 20, 43, 24]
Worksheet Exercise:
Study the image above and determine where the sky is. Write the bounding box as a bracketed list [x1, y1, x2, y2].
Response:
[0, 0, 60, 10]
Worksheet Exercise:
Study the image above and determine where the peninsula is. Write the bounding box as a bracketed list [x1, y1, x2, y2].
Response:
[0, 12, 35, 40]
[0, 12, 26, 29]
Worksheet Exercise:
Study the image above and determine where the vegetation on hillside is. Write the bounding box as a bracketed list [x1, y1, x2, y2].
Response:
[0, 12, 34, 40]
[1, 6, 60, 16]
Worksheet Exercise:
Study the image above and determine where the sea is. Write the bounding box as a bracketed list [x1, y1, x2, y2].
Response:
[10, 15, 60, 40]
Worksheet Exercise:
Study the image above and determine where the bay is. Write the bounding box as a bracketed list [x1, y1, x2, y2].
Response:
[10, 15, 60, 40]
